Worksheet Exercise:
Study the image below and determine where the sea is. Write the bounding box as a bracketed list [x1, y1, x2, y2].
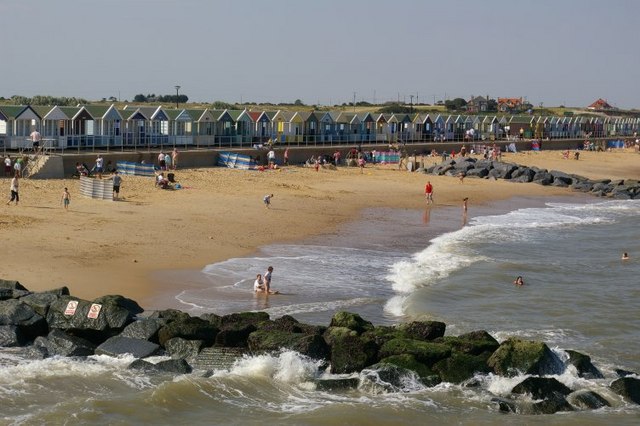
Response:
[1, 195, 639, 425]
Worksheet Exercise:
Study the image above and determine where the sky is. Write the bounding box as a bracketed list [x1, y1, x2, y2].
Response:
[1, 0, 639, 108]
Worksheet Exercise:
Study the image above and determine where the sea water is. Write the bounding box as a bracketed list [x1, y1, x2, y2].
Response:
[2, 196, 639, 424]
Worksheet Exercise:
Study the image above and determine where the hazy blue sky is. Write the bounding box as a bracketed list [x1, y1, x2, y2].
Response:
[1, 0, 638, 108]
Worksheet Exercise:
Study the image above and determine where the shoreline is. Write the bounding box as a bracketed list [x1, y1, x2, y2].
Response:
[0, 150, 634, 307]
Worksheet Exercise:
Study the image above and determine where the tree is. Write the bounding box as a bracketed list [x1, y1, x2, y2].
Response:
[133, 94, 147, 102]
[294, 99, 305, 106]
[487, 98, 498, 112]
[444, 97, 467, 111]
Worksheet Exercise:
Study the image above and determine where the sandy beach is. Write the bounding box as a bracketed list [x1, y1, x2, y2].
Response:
[1, 149, 637, 304]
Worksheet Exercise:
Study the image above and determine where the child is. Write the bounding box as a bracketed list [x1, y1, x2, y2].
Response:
[263, 193, 273, 209]
[253, 274, 265, 292]
[61, 187, 71, 210]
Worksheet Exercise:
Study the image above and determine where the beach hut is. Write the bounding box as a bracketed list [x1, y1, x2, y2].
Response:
[335, 112, 361, 142]
[287, 111, 306, 143]
[84, 105, 124, 148]
[420, 114, 434, 141]
[119, 107, 150, 148]
[0, 105, 41, 149]
[188, 108, 215, 147]
[433, 115, 446, 141]
[312, 112, 335, 143]
[373, 113, 390, 142]
[509, 115, 534, 139]
[357, 112, 375, 143]
[248, 110, 271, 142]
[392, 113, 412, 142]
[164, 109, 194, 146]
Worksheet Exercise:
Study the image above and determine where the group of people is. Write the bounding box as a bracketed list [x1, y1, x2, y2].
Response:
[4, 155, 24, 178]
[253, 266, 277, 294]
[158, 148, 179, 171]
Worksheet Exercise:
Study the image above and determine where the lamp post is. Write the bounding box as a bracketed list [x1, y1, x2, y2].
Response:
[175, 85, 181, 109]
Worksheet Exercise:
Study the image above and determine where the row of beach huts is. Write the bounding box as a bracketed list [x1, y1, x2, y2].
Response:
[0, 104, 638, 151]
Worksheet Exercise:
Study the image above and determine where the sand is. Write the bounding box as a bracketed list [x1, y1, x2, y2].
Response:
[1, 149, 637, 304]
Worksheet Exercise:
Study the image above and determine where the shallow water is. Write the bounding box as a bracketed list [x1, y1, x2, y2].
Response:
[2, 195, 639, 424]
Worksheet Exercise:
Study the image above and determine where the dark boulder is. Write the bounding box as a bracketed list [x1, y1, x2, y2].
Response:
[570, 181, 595, 192]
[510, 167, 535, 183]
[567, 390, 610, 409]
[329, 311, 374, 334]
[157, 317, 219, 346]
[248, 329, 330, 361]
[550, 170, 573, 185]
[432, 164, 454, 175]
[615, 368, 637, 378]
[149, 309, 191, 323]
[326, 333, 378, 374]
[377, 354, 440, 386]
[487, 338, 563, 377]
[120, 318, 166, 343]
[362, 363, 423, 391]
[215, 323, 257, 347]
[19, 292, 60, 317]
[164, 337, 204, 360]
[0, 299, 48, 341]
[378, 338, 451, 367]
[490, 163, 518, 179]
[491, 397, 517, 413]
[397, 321, 445, 341]
[128, 358, 192, 374]
[432, 352, 491, 384]
[95, 336, 162, 358]
[610, 377, 640, 404]
[532, 171, 554, 185]
[219, 311, 270, 328]
[46, 296, 134, 343]
[200, 312, 222, 326]
[511, 377, 571, 400]
[0, 325, 25, 346]
[439, 330, 500, 355]
[523, 394, 574, 415]
[93, 295, 144, 316]
[0, 279, 28, 291]
[33, 329, 96, 357]
[565, 349, 603, 379]
[466, 167, 489, 178]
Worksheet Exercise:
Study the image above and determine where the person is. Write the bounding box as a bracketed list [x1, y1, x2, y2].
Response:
[159, 151, 167, 170]
[110, 171, 122, 200]
[458, 171, 466, 183]
[622, 252, 629, 260]
[267, 149, 276, 168]
[75, 162, 89, 177]
[95, 155, 104, 179]
[358, 155, 365, 174]
[4, 155, 12, 177]
[333, 149, 341, 166]
[263, 193, 273, 208]
[13, 158, 22, 178]
[253, 274, 265, 293]
[463, 197, 468, 212]
[264, 266, 274, 293]
[574, 150, 580, 160]
[156, 172, 169, 189]
[61, 187, 70, 210]
[6, 173, 19, 206]
[30, 129, 42, 152]
[284, 147, 289, 166]
[513, 276, 525, 286]
[164, 152, 172, 170]
[424, 181, 433, 204]
[171, 148, 179, 170]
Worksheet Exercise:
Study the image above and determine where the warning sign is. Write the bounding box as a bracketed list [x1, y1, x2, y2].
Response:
[64, 301, 78, 316]
[87, 303, 102, 319]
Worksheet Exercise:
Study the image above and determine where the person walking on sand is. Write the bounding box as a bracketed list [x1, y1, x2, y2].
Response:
[425, 181, 434, 204]
[95, 155, 104, 179]
[61, 187, 71, 210]
[110, 171, 123, 200]
[264, 266, 275, 294]
[4, 155, 12, 177]
[463, 197, 468, 212]
[263, 193, 273, 209]
[6, 173, 19, 206]
[284, 148, 289, 166]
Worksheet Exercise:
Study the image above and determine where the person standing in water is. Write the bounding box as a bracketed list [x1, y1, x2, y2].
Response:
[264, 266, 275, 294]
[424, 181, 433, 204]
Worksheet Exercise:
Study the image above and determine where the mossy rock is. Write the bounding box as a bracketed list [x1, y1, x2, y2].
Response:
[442, 330, 500, 355]
[323, 326, 358, 345]
[361, 326, 405, 347]
[247, 330, 330, 360]
[397, 321, 446, 341]
[219, 312, 270, 328]
[379, 354, 441, 386]
[329, 333, 379, 374]
[378, 338, 451, 367]
[432, 352, 491, 384]
[329, 311, 374, 334]
[487, 338, 562, 377]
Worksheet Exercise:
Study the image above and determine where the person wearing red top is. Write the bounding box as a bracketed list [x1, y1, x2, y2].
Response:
[425, 181, 433, 204]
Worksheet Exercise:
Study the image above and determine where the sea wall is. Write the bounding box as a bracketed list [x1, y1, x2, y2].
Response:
[1, 279, 638, 415]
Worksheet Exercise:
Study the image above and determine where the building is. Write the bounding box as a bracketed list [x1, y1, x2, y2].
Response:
[587, 98, 614, 111]
[497, 97, 524, 113]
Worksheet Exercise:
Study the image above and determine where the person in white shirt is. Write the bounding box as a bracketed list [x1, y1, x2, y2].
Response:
[253, 274, 265, 292]
[30, 129, 42, 152]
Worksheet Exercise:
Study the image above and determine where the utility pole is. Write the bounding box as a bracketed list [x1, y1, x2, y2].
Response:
[410, 95, 414, 112]
[175, 85, 181, 109]
[353, 91, 356, 112]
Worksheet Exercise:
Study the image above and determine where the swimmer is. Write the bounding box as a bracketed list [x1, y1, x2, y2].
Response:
[513, 276, 524, 286]
[622, 252, 629, 260]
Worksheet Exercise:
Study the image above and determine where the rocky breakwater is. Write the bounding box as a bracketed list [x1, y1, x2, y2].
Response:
[1, 279, 639, 415]
[423, 157, 640, 199]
